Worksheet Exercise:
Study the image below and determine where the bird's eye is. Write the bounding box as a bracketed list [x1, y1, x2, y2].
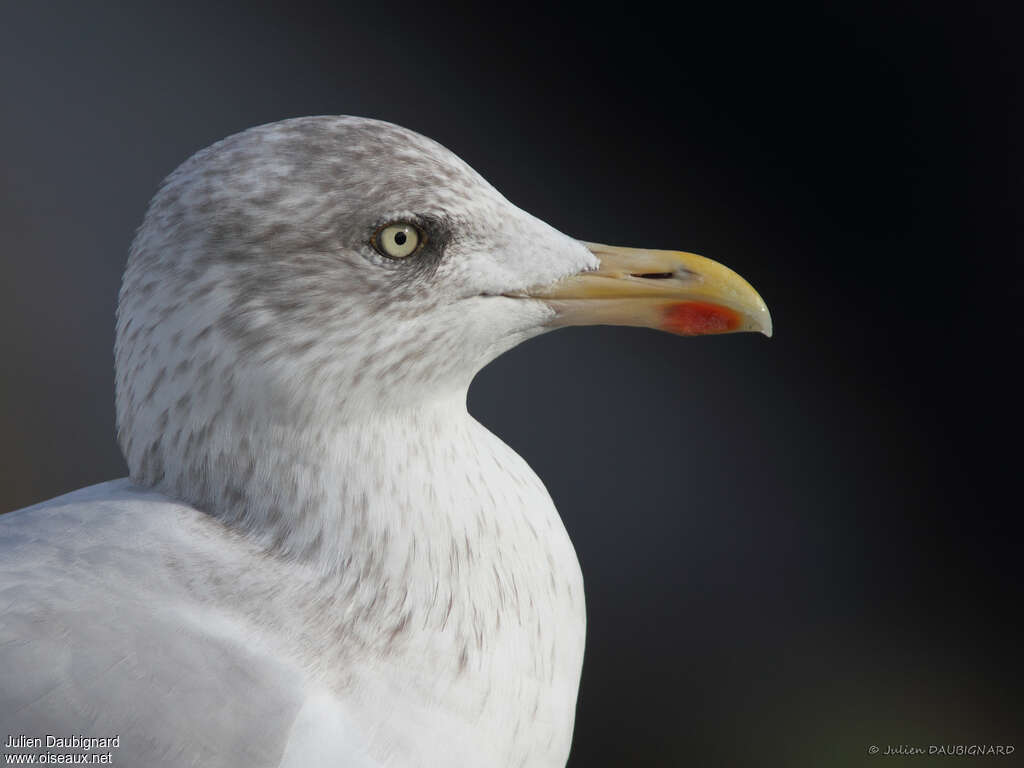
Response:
[373, 223, 422, 259]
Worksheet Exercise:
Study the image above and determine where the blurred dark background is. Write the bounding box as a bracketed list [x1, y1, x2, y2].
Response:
[2, 1, 1020, 765]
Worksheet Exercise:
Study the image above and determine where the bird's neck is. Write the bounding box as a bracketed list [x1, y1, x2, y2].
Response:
[186, 388, 585, 674]
[173, 391, 586, 764]
[180, 393, 546, 572]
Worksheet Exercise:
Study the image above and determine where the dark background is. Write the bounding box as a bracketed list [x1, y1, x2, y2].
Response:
[2, 1, 1020, 765]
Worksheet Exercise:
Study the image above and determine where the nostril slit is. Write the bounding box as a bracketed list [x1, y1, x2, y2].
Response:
[633, 272, 675, 280]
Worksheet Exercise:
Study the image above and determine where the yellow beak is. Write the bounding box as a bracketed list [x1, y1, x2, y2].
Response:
[515, 242, 772, 337]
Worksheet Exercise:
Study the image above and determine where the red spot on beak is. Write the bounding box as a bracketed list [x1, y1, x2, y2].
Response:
[662, 302, 741, 336]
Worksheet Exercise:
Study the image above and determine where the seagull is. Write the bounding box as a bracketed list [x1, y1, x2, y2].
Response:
[0, 117, 771, 767]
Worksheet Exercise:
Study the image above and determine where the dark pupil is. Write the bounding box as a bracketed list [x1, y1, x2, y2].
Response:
[393, 231, 407, 246]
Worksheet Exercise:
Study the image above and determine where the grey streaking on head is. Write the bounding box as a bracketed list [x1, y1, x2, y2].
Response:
[0, 116, 770, 767]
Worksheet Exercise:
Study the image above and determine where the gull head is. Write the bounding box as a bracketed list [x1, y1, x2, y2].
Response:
[115, 116, 770, 509]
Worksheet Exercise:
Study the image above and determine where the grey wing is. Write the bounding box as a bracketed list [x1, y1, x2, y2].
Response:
[0, 483, 308, 768]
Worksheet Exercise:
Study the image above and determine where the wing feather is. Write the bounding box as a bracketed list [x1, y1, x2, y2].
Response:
[0, 481, 315, 767]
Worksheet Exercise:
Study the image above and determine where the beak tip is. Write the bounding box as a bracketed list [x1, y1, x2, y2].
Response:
[738, 290, 772, 338]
